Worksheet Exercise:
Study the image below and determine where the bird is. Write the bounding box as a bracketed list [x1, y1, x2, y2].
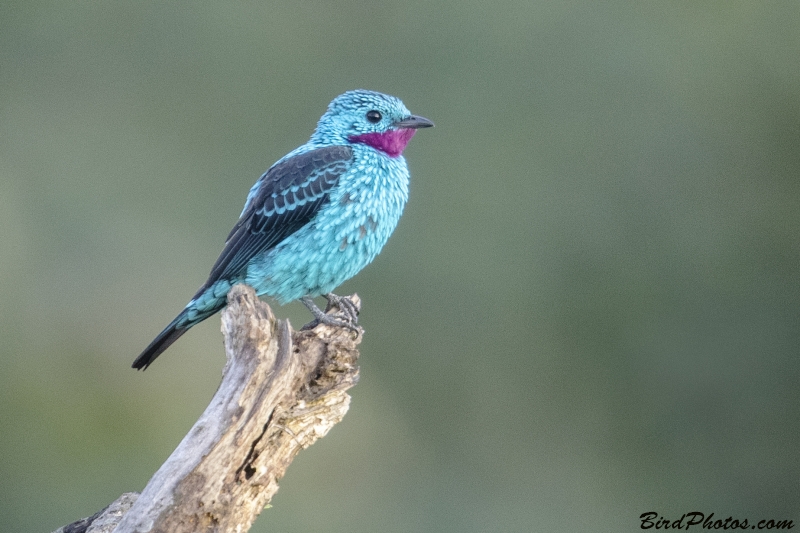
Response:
[132, 90, 433, 370]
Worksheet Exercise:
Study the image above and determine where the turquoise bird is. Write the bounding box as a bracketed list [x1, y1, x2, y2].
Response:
[133, 90, 433, 369]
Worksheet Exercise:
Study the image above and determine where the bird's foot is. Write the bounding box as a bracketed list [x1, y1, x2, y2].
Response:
[300, 293, 362, 332]
[323, 293, 360, 323]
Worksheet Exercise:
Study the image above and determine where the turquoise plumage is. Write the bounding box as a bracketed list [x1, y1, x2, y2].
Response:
[133, 90, 433, 369]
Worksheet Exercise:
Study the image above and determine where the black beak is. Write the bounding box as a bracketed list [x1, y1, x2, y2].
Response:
[394, 115, 435, 129]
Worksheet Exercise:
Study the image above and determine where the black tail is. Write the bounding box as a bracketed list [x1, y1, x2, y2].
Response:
[133, 281, 232, 370]
[132, 313, 190, 370]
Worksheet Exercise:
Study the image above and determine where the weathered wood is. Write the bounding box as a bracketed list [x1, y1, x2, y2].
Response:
[55, 284, 361, 533]
[54, 493, 139, 533]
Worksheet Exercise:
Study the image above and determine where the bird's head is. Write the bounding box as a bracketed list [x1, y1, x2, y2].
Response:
[311, 90, 433, 158]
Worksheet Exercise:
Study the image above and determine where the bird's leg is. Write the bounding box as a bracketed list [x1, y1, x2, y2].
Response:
[300, 294, 361, 331]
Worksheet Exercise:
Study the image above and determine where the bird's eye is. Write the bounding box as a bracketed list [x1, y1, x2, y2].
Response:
[366, 110, 382, 124]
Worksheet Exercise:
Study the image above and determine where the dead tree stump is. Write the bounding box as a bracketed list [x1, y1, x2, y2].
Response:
[54, 284, 361, 533]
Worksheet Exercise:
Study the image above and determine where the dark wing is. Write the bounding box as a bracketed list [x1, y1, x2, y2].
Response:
[202, 145, 353, 290]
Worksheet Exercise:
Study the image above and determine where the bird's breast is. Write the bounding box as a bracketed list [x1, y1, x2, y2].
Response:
[327, 153, 409, 253]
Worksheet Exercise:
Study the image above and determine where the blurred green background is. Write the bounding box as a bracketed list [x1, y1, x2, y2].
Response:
[2, 1, 799, 531]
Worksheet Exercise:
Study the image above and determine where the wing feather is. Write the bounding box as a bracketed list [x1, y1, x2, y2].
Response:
[201, 145, 353, 293]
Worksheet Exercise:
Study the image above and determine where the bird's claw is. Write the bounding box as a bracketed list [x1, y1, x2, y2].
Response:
[323, 293, 360, 324]
[300, 294, 362, 332]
